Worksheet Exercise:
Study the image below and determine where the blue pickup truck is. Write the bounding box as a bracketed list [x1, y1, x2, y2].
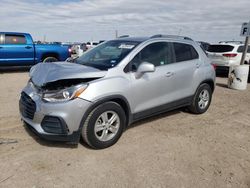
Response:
[0, 32, 71, 67]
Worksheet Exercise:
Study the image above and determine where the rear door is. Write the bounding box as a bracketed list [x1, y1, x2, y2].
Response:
[0, 34, 35, 66]
[171, 42, 201, 98]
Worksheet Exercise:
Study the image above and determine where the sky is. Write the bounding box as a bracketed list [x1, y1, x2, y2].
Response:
[0, 0, 249, 43]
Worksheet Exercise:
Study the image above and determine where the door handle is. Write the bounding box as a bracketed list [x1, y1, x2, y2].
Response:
[196, 63, 201, 68]
[0, 46, 3, 49]
[25, 46, 32, 49]
[165, 72, 174, 77]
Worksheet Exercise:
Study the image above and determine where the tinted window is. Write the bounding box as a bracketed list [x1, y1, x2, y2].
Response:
[174, 43, 199, 62]
[130, 42, 174, 71]
[207, 45, 234, 53]
[237, 46, 250, 53]
[5, 34, 26, 44]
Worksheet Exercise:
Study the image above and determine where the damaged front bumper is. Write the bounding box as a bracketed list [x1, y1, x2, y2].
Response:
[19, 83, 92, 144]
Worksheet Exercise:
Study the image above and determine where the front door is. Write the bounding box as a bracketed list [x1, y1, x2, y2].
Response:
[128, 42, 177, 116]
[0, 34, 34, 66]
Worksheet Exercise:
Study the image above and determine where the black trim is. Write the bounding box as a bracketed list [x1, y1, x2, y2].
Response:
[41, 116, 68, 134]
[199, 79, 215, 93]
[24, 121, 80, 144]
[78, 95, 132, 131]
[132, 96, 193, 122]
[19, 92, 36, 120]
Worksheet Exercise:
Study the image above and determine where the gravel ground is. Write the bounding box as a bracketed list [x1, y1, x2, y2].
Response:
[0, 71, 250, 188]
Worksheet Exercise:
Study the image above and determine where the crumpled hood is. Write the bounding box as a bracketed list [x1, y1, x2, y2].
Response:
[30, 62, 107, 87]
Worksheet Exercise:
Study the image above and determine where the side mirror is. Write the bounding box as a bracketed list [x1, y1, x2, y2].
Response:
[136, 62, 155, 78]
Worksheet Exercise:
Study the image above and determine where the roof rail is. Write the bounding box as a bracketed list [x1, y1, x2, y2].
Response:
[150, 34, 193, 41]
[118, 35, 129, 38]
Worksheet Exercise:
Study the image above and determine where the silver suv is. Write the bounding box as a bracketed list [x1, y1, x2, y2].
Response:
[19, 35, 216, 149]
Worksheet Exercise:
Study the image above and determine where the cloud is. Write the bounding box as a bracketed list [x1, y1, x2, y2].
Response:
[0, 0, 249, 43]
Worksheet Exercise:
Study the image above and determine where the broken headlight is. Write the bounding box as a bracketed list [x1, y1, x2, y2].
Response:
[42, 84, 88, 102]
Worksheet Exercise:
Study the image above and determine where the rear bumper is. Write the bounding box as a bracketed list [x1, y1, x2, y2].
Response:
[210, 59, 239, 67]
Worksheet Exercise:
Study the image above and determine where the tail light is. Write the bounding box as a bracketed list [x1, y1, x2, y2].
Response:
[211, 63, 216, 70]
[222, 53, 237, 58]
[68, 48, 72, 55]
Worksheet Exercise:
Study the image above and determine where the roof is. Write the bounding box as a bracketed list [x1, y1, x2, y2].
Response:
[0, 32, 29, 35]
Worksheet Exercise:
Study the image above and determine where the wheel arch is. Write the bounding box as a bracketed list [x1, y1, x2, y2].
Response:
[41, 52, 59, 61]
[79, 95, 132, 131]
[199, 79, 215, 93]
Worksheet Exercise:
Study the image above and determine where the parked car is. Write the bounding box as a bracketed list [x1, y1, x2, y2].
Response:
[207, 41, 250, 73]
[71, 43, 87, 57]
[19, 34, 216, 149]
[86, 41, 99, 49]
[0, 32, 71, 67]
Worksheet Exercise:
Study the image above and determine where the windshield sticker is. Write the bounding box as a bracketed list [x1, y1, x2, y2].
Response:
[118, 44, 135, 49]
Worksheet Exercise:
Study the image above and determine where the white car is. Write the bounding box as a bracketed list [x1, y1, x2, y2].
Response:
[207, 41, 250, 71]
[86, 41, 99, 50]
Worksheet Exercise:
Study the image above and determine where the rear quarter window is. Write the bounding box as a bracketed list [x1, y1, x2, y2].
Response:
[5, 34, 27, 44]
[173, 43, 199, 62]
[237, 46, 250, 53]
[207, 45, 234, 53]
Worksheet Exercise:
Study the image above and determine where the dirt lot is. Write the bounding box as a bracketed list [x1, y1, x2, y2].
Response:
[0, 71, 250, 188]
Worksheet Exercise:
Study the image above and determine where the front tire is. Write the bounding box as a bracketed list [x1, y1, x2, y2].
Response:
[188, 83, 212, 114]
[81, 102, 126, 149]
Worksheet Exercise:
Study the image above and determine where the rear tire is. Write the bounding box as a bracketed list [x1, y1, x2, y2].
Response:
[81, 102, 126, 149]
[43, 57, 58, 63]
[188, 83, 212, 114]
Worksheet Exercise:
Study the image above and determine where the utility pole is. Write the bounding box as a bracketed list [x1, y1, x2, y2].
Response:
[43, 35, 46, 43]
[240, 36, 249, 65]
[115, 30, 118, 38]
[178, 29, 182, 36]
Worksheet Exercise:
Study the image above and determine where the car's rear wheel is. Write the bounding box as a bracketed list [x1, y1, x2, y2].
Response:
[188, 83, 212, 114]
[81, 102, 126, 149]
[43, 57, 58, 63]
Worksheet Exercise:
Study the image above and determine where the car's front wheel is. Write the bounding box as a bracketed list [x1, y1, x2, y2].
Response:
[81, 102, 126, 149]
[188, 83, 212, 114]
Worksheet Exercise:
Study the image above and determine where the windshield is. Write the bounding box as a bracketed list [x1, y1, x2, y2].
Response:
[76, 40, 140, 70]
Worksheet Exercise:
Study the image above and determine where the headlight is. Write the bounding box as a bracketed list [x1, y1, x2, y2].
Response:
[42, 84, 88, 102]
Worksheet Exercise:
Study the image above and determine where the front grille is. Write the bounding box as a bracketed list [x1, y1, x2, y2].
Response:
[19, 92, 36, 120]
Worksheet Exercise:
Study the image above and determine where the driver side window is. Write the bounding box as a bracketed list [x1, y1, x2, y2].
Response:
[130, 42, 173, 72]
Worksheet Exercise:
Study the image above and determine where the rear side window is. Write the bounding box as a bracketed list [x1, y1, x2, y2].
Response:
[237, 46, 250, 53]
[5, 34, 27, 44]
[207, 45, 234, 53]
[173, 43, 199, 62]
